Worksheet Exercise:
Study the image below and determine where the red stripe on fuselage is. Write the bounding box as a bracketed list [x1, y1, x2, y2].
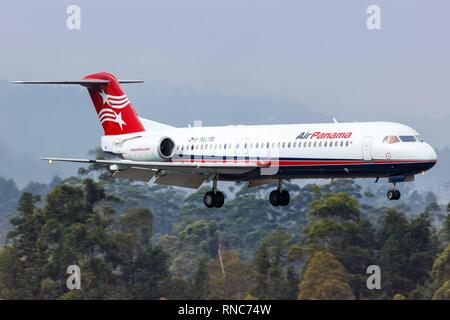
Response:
[171, 158, 435, 166]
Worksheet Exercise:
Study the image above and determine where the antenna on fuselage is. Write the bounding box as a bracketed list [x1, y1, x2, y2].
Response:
[333, 117, 338, 123]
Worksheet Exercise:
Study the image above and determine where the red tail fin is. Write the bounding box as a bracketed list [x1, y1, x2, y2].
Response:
[83, 72, 145, 136]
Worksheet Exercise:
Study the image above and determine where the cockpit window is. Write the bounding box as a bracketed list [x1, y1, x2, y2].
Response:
[383, 135, 400, 144]
[399, 135, 416, 142]
[415, 135, 424, 142]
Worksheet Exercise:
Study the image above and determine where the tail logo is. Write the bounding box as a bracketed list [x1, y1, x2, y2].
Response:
[97, 89, 130, 130]
[98, 89, 130, 108]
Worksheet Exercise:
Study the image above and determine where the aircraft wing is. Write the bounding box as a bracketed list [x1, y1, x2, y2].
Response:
[42, 157, 262, 187]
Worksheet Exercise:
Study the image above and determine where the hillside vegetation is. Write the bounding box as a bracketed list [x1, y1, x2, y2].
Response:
[0, 161, 449, 300]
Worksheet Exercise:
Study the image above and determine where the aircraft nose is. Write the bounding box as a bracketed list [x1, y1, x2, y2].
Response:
[425, 143, 437, 162]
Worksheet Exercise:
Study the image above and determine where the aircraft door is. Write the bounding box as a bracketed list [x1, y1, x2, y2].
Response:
[363, 136, 373, 161]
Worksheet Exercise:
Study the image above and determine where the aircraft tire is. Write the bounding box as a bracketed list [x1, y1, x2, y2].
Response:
[215, 191, 225, 208]
[279, 189, 290, 206]
[269, 190, 280, 206]
[204, 191, 217, 208]
[387, 190, 395, 200]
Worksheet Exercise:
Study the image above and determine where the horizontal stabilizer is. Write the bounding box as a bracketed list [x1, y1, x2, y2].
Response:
[11, 79, 143, 87]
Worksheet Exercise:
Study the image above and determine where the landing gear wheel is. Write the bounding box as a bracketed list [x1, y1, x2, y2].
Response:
[269, 190, 280, 207]
[279, 189, 290, 206]
[269, 189, 290, 207]
[204, 191, 217, 208]
[215, 191, 225, 208]
[387, 190, 395, 201]
[387, 189, 401, 201]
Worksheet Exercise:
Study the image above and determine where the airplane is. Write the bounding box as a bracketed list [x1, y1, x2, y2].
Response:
[12, 72, 437, 208]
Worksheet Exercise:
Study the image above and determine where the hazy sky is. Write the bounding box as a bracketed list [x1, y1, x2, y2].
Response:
[0, 0, 449, 185]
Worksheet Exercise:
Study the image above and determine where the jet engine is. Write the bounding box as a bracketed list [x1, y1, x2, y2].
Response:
[120, 135, 175, 161]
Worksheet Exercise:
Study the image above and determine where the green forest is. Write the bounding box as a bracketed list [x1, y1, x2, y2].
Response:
[0, 155, 449, 300]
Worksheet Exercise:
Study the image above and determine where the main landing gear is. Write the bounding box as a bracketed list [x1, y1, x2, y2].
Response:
[269, 180, 290, 207]
[204, 175, 225, 208]
[387, 185, 401, 201]
[204, 190, 225, 208]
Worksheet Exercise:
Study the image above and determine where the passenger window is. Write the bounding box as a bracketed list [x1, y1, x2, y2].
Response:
[313, 141, 317, 147]
[266, 142, 270, 148]
[324, 141, 327, 147]
[346, 141, 349, 147]
[282, 142, 286, 148]
[340, 141, 343, 147]
[293, 142, 297, 147]
[288, 142, 291, 148]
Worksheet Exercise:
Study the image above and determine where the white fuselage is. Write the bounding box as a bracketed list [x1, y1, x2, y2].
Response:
[101, 121, 437, 181]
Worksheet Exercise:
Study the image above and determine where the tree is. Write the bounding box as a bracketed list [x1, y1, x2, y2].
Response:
[442, 214, 450, 243]
[114, 208, 154, 290]
[0, 246, 29, 299]
[252, 243, 270, 299]
[3, 192, 45, 298]
[192, 259, 210, 299]
[132, 245, 170, 299]
[303, 192, 376, 299]
[320, 179, 362, 199]
[207, 250, 251, 299]
[298, 251, 354, 300]
[0, 178, 21, 214]
[309, 192, 360, 221]
[251, 228, 297, 299]
[430, 244, 450, 300]
[406, 213, 440, 285]
[377, 210, 440, 297]
[433, 280, 450, 300]
[39, 182, 118, 299]
[158, 220, 219, 278]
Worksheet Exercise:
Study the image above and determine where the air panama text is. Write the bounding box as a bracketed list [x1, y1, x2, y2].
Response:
[296, 131, 353, 140]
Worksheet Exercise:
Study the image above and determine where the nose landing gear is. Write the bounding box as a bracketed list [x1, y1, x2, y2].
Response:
[269, 180, 290, 207]
[387, 187, 401, 201]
